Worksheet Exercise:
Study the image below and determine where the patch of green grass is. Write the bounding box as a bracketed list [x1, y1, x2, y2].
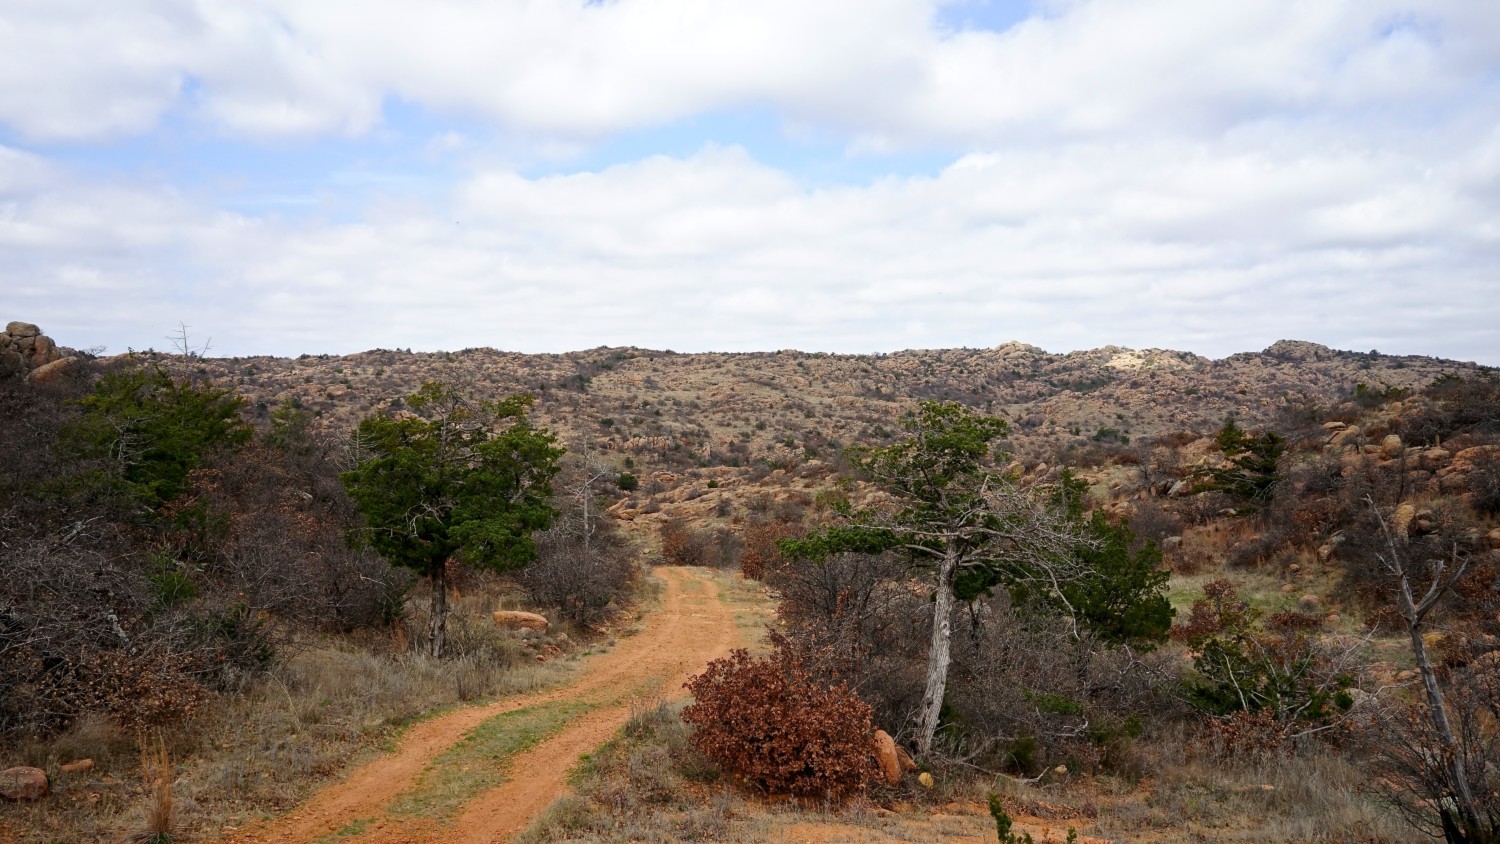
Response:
[312, 816, 376, 843]
[377, 703, 462, 753]
[389, 699, 596, 820]
[370, 658, 579, 753]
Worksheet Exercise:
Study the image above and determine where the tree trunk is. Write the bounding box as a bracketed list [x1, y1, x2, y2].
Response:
[915, 545, 959, 756]
[1401, 581, 1483, 840]
[581, 483, 592, 551]
[428, 563, 448, 658]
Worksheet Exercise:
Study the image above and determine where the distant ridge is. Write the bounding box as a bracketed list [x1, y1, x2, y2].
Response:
[168, 337, 1480, 474]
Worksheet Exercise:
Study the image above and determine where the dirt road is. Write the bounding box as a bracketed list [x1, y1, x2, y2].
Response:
[217, 566, 739, 844]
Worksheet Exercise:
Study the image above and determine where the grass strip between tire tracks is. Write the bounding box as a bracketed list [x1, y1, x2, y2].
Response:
[386, 698, 598, 820]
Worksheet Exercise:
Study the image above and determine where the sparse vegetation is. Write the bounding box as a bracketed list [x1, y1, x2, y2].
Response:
[5, 333, 1498, 843]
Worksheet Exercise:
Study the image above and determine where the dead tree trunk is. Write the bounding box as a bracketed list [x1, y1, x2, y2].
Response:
[915, 543, 959, 756]
[1371, 497, 1484, 841]
[427, 562, 448, 658]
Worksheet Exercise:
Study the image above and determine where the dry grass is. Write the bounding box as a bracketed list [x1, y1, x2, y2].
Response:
[136, 732, 174, 843]
[518, 699, 766, 844]
[963, 724, 1410, 843]
[704, 568, 777, 653]
[0, 604, 576, 843]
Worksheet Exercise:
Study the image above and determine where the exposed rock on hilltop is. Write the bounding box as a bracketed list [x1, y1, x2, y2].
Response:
[1, 321, 75, 382]
[175, 339, 1480, 488]
[1263, 339, 1341, 362]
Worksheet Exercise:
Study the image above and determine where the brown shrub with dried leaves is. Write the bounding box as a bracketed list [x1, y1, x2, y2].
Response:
[738, 518, 800, 580]
[682, 639, 877, 800]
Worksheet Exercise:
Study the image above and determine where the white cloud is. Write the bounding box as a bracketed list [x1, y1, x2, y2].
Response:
[0, 2, 194, 141]
[5, 125, 1497, 362]
[1, 1, 1496, 363]
[1, 1, 1493, 144]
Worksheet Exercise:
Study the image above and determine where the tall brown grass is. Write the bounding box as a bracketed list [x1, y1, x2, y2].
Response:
[2, 608, 574, 844]
[136, 731, 173, 843]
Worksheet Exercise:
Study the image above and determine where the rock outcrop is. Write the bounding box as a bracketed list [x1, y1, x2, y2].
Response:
[1380, 434, 1404, 459]
[26, 356, 79, 384]
[1391, 502, 1417, 537]
[1, 321, 67, 380]
[872, 729, 901, 785]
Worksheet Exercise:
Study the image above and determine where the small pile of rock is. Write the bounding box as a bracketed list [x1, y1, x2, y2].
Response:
[872, 729, 918, 785]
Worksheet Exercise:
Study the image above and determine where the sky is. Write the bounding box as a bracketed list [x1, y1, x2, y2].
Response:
[2, 1, 1498, 363]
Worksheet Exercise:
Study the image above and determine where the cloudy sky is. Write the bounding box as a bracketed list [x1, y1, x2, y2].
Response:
[2, 1, 1498, 362]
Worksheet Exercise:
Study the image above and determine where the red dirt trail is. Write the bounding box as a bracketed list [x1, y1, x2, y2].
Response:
[215, 565, 738, 844]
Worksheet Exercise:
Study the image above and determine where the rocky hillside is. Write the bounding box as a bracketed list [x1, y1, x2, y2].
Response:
[55, 335, 1442, 541]
[164, 338, 1472, 472]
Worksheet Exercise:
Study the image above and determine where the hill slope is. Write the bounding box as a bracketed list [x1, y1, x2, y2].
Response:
[189, 339, 1476, 475]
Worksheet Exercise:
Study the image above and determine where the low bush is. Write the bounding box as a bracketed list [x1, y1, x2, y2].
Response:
[522, 520, 637, 626]
[659, 518, 713, 566]
[1126, 498, 1184, 549]
[738, 518, 800, 580]
[1469, 447, 1500, 517]
[1175, 580, 1360, 726]
[660, 519, 741, 569]
[1400, 372, 1500, 444]
[682, 639, 877, 800]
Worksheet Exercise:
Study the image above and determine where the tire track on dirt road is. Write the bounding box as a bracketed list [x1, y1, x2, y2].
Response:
[217, 566, 739, 844]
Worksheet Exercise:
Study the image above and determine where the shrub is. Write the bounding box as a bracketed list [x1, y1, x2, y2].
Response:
[63, 362, 251, 511]
[1193, 419, 1285, 506]
[739, 518, 800, 580]
[176, 441, 410, 633]
[659, 518, 713, 567]
[522, 521, 637, 626]
[1400, 372, 1500, 444]
[1020, 483, 1173, 649]
[1126, 498, 1183, 548]
[1175, 581, 1358, 725]
[616, 471, 638, 492]
[1469, 447, 1500, 517]
[681, 639, 877, 799]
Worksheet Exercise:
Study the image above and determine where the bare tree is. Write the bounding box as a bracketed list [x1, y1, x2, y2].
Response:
[1368, 496, 1497, 842]
[565, 438, 613, 550]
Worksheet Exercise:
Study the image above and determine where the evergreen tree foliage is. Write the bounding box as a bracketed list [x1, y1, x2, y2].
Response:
[63, 363, 250, 510]
[342, 382, 562, 656]
[1058, 511, 1172, 648]
[1195, 418, 1285, 504]
[1026, 471, 1173, 648]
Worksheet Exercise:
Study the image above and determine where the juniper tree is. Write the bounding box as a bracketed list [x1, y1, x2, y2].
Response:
[342, 382, 561, 657]
[1195, 418, 1284, 504]
[64, 362, 251, 512]
[1029, 471, 1173, 649]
